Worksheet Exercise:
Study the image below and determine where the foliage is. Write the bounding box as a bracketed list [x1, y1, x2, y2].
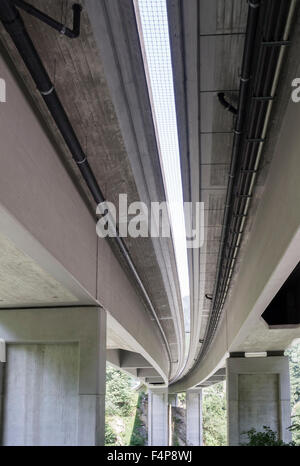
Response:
[171, 408, 186, 446]
[105, 422, 117, 446]
[104, 343, 300, 447]
[106, 365, 136, 417]
[173, 436, 180, 447]
[130, 393, 147, 446]
[288, 414, 300, 433]
[285, 342, 300, 445]
[105, 366, 147, 446]
[285, 343, 300, 406]
[202, 382, 227, 446]
[288, 409, 300, 445]
[130, 430, 146, 446]
[241, 426, 294, 446]
[177, 392, 186, 407]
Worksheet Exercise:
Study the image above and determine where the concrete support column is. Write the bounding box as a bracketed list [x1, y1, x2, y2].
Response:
[168, 394, 178, 407]
[186, 389, 203, 446]
[227, 355, 292, 445]
[0, 340, 5, 435]
[167, 394, 178, 446]
[0, 307, 106, 446]
[148, 387, 168, 446]
[0, 363, 4, 441]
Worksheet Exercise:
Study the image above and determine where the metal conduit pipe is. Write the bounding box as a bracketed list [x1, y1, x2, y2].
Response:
[213, 0, 295, 323]
[216, 1, 292, 310]
[217, 92, 237, 115]
[200, 0, 261, 352]
[12, 0, 82, 38]
[199, 0, 296, 361]
[0, 0, 172, 367]
[172, 0, 296, 385]
[168, 0, 263, 387]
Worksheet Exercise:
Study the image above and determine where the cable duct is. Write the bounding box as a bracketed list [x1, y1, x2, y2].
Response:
[198, 0, 296, 363]
[173, 0, 298, 385]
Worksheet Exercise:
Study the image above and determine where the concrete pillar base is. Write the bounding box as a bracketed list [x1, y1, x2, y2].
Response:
[186, 389, 203, 446]
[168, 393, 178, 407]
[227, 355, 292, 445]
[148, 387, 168, 446]
[0, 307, 106, 446]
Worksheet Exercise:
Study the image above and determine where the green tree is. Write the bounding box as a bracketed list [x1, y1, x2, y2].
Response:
[129, 392, 147, 446]
[106, 365, 135, 417]
[202, 382, 227, 446]
[285, 341, 300, 445]
[105, 422, 117, 446]
[285, 343, 300, 406]
[288, 407, 300, 445]
[105, 365, 146, 446]
[242, 426, 294, 446]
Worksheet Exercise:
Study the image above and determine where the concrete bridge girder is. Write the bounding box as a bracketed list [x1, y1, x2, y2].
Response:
[0, 44, 170, 385]
[169, 0, 300, 392]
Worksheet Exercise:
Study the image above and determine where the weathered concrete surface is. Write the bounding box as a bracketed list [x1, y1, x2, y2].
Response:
[98, 238, 169, 379]
[0, 43, 97, 304]
[148, 388, 169, 446]
[167, 0, 248, 382]
[138, 369, 160, 378]
[169, 2, 300, 391]
[0, 361, 4, 441]
[0, 231, 77, 307]
[186, 389, 203, 446]
[85, 0, 185, 376]
[0, 0, 185, 377]
[2, 343, 80, 446]
[0, 307, 106, 446]
[0, 41, 174, 382]
[227, 356, 292, 446]
[196, 368, 226, 389]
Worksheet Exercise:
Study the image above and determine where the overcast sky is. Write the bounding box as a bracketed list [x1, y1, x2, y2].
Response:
[136, 0, 190, 300]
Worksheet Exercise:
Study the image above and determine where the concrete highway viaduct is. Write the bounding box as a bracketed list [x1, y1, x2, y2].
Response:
[0, 0, 299, 446]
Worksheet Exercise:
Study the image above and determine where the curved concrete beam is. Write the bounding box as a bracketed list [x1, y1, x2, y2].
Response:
[172, 62, 300, 391]
[85, 0, 186, 379]
[0, 43, 169, 381]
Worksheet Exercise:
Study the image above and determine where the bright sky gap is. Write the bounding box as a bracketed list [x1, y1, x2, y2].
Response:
[135, 0, 190, 334]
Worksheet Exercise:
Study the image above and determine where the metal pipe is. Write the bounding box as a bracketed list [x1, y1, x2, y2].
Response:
[199, 0, 296, 361]
[12, 0, 82, 38]
[202, 0, 261, 346]
[217, 92, 237, 115]
[0, 0, 172, 366]
[214, 0, 296, 317]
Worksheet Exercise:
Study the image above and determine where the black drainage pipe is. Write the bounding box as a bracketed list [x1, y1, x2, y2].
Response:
[217, 92, 237, 115]
[196, 0, 262, 362]
[12, 0, 82, 38]
[0, 1, 104, 204]
[0, 0, 172, 364]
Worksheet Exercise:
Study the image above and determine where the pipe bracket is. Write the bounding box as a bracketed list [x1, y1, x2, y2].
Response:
[12, 1, 82, 39]
[40, 86, 54, 96]
[248, 1, 260, 8]
[75, 156, 87, 165]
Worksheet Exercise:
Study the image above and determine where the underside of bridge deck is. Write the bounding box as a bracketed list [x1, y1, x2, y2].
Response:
[0, 0, 299, 448]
